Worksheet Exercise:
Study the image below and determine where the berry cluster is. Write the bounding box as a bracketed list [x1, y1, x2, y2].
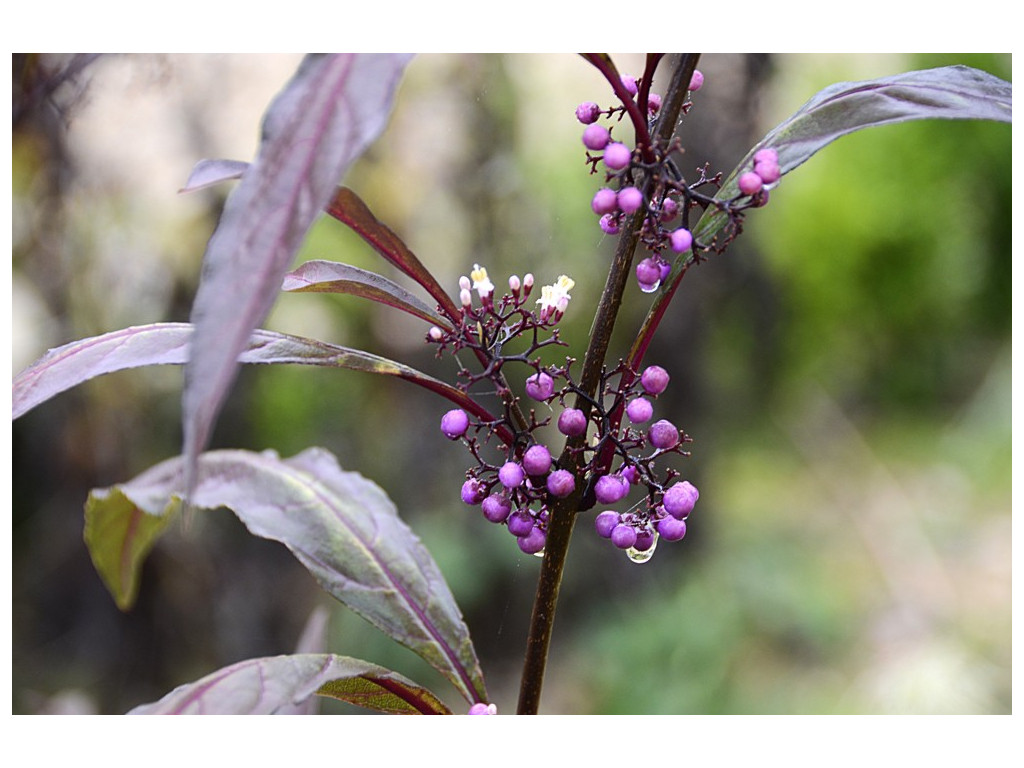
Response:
[430, 269, 698, 562]
[577, 68, 777, 294]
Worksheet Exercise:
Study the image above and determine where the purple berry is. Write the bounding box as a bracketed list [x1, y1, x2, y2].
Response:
[754, 159, 781, 184]
[647, 92, 662, 114]
[461, 479, 486, 506]
[626, 397, 654, 424]
[640, 365, 670, 395]
[635, 257, 662, 293]
[440, 409, 469, 440]
[523, 444, 552, 476]
[468, 702, 497, 715]
[595, 511, 620, 538]
[633, 526, 657, 552]
[753, 148, 778, 165]
[591, 188, 618, 215]
[621, 74, 638, 95]
[546, 469, 576, 498]
[669, 227, 693, 253]
[498, 461, 525, 489]
[576, 101, 601, 124]
[595, 474, 629, 504]
[557, 408, 588, 437]
[482, 494, 512, 523]
[658, 260, 672, 282]
[648, 419, 680, 450]
[610, 523, 637, 549]
[657, 516, 687, 541]
[738, 171, 763, 196]
[518, 526, 547, 555]
[659, 197, 679, 222]
[688, 69, 704, 92]
[507, 510, 535, 537]
[620, 464, 639, 485]
[599, 213, 620, 235]
[525, 371, 554, 401]
[582, 123, 610, 150]
[663, 480, 699, 519]
[602, 142, 632, 171]
[617, 186, 644, 214]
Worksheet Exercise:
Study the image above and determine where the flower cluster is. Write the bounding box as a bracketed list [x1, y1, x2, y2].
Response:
[432, 269, 697, 563]
[577, 68, 778, 294]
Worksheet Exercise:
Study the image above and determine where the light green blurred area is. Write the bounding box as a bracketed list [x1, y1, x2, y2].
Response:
[12, 54, 1010, 714]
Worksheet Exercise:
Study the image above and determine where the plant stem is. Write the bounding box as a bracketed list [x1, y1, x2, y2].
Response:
[515, 54, 698, 715]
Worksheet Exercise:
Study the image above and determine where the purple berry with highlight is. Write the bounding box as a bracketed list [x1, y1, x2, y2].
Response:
[523, 444, 552, 476]
[557, 408, 588, 437]
[636, 257, 662, 293]
[595, 511, 620, 538]
[647, 92, 662, 114]
[688, 69, 704, 92]
[525, 371, 554, 401]
[518, 527, 547, 555]
[640, 365, 670, 395]
[595, 474, 629, 504]
[610, 523, 638, 549]
[738, 171, 763, 196]
[440, 409, 469, 440]
[657, 516, 687, 541]
[669, 227, 693, 253]
[461, 479, 486, 506]
[753, 148, 778, 165]
[599, 213, 620, 235]
[591, 188, 618, 215]
[576, 101, 600, 124]
[602, 142, 632, 171]
[482, 494, 512, 523]
[621, 74, 638, 95]
[633, 526, 657, 552]
[754, 159, 781, 184]
[659, 197, 679, 222]
[648, 419, 680, 450]
[499, 461, 525, 489]
[546, 469, 576, 498]
[507, 510, 535, 537]
[663, 480, 699, 519]
[617, 186, 643, 214]
[582, 123, 610, 150]
[626, 397, 654, 424]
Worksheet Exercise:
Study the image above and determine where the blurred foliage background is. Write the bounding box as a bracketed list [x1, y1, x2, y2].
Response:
[11, 53, 1011, 714]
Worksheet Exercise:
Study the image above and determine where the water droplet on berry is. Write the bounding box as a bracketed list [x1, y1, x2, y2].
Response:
[625, 537, 658, 564]
[638, 279, 661, 294]
[533, 549, 545, 559]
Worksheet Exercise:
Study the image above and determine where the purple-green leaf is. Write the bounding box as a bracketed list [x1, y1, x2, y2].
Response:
[14, 323, 497, 429]
[183, 54, 412, 499]
[86, 448, 488, 705]
[692, 65, 1011, 246]
[178, 158, 249, 193]
[283, 260, 451, 329]
[127, 653, 451, 715]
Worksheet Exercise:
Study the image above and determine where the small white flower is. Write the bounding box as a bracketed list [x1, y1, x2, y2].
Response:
[537, 275, 575, 320]
[470, 264, 494, 298]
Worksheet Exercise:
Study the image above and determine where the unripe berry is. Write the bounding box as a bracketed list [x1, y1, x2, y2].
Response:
[617, 186, 644, 214]
[656, 516, 687, 541]
[575, 101, 601, 124]
[428, 326, 444, 342]
[626, 397, 654, 423]
[635, 257, 662, 293]
[640, 365, 670, 395]
[669, 227, 693, 253]
[557, 408, 588, 437]
[582, 123, 610, 150]
[507, 510, 535, 537]
[498, 461, 525, 489]
[595, 511, 620, 538]
[663, 480, 699, 519]
[525, 371, 554, 401]
[599, 213, 620, 235]
[546, 469, 576, 498]
[595, 474, 629, 504]
[440, 409, 470, 440]
[738, 171, 764, 196]
[523, 444, 552, 476]
[461, 479, 486, 506]
[591, 188, 618, 215]
[688, 69, 704, 92]
[482, 494, 512, 523]
[602, 142, 632, 171]
[648, 419, 680, 450]
[610, 523, 638, 549]
[518, 526, 547, 555]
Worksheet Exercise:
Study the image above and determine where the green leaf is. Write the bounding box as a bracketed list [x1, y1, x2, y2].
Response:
[86, 447, 487, 705]
[127, 653, 451, 714]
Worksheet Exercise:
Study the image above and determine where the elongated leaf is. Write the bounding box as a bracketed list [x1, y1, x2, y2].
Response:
[86, 448, 487, 705]
[128, 653, 451, 715]
[692, 65, 1011, 245]
[183, 54, 412, 498]
[326, 187, 461, 325]
[283, 260, 451, 328]
[13, 323, 495, 428]
[178, 158, 249, 193]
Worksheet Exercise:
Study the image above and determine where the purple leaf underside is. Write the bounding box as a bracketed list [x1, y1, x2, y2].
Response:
[183, 53, 412, 497]
[87, 447, 487, 705]
[178, 158, 249, 193]
[128, 653, 451, 715]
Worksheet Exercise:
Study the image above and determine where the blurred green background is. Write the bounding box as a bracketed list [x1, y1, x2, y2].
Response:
[11, 53, 1011, 714]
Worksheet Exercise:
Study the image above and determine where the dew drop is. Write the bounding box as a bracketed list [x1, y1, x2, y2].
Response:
[638, 280, 661, 294]
[625, 535, 658, 564]
[533, 549, 545, 559]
